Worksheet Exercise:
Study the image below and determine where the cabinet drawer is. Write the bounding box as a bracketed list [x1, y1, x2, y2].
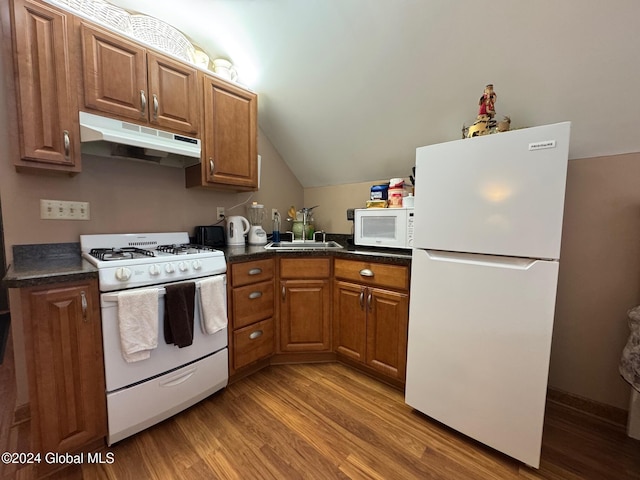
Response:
[232, 280, 274, 329]
[231, 259, 274, 287]
[280, 257, 331, 279]
[334, 258, 409, 291]
[233, 318, 274, 370]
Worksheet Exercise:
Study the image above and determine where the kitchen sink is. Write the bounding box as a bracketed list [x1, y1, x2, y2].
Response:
[264, 240, 343, 251]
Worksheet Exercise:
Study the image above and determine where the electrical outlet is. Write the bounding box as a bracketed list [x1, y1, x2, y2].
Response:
[40, 199, 90, 220]
[216, 207, 225, 220]
[272, 208, 278, 221]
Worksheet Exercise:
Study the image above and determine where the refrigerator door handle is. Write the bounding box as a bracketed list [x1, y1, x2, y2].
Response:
[424, 250, 546, 270]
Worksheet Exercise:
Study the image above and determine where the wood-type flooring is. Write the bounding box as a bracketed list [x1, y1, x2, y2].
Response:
[1, 336, 639, 479]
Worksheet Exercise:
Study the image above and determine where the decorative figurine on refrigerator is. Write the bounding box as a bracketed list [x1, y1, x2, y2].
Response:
[462, 83, 511, 138]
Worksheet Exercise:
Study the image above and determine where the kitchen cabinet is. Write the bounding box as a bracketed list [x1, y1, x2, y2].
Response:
[279, 258, 332, 352]
[333, 258, 409, 382]
[19, 279, 106, 465]
[10, 0, 81, 174]
[81, 22, 199, 135]
[186, 73, 258, 191]
[228, 258, 275, 373]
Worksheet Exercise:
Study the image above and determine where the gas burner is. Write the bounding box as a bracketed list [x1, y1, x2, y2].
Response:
[90, 247, 155, 261]
[156, 244, 217, 255]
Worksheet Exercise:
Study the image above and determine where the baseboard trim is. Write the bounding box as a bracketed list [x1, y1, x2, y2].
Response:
[547, 388, 627, 426]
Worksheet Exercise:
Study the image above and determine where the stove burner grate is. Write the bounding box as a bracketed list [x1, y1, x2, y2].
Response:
[156, 243, 217, 255]
[90, 247, 155, 261]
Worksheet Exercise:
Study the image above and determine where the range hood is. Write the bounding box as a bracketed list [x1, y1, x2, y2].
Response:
[79, 111, 201, 168]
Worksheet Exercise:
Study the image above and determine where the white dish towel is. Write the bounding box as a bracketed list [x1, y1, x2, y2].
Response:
[199, 276, 227, 334]
[117, 288, 159, 363]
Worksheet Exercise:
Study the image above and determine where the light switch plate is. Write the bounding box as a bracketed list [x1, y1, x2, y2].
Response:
[40, 199, 90, 220]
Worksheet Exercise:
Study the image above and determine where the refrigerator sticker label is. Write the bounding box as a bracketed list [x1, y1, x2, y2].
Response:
[529, 140, 556, 151]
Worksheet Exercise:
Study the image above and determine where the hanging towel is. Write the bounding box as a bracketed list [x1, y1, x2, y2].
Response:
[199, 276, 228, 334]
[620, 305, 640, 392]
[117, 288, 159, 363]
[164, 282, 196, 348]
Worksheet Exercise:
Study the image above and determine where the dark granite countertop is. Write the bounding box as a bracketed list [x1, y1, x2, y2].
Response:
[222, 234, 412, 266]
[3, 243, 98, 288]
[2, 236, 411, 288]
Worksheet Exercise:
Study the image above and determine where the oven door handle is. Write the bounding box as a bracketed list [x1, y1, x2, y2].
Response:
[102, 276, 227, 303]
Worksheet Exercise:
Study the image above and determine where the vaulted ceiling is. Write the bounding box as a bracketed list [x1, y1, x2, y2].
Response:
[107, 0, 640, 187]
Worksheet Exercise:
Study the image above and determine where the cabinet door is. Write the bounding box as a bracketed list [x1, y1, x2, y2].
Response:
[201, 74, 258, 188]
[147, 51, 199, 135]
[366, 288, 409, 380]
[12, 0, 80, 172]
[333, 281, 366, 362]
[81, 23, 147, 121]
[25, 280, 106, 454]
[280, 279, 331, 352]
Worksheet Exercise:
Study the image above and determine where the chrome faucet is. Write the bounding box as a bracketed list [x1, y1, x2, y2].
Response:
[313, 230, 326, 243]
[300, 205, 319, 242]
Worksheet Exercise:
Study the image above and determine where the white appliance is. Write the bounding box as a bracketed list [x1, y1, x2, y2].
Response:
[225, 215, 250, 246]
[405, 122, 571, 468]
[354, 207, 414, 249]
[79, 111, 201, 168]
[247, 203, 267, 245]
[80, 232, 228, 445]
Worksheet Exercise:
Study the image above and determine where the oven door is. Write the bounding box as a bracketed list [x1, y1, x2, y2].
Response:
[100, 276, 228, 393]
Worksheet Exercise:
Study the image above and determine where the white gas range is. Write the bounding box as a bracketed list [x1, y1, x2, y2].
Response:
[80, 232, 229, 445]
[81, 232, 227, 292]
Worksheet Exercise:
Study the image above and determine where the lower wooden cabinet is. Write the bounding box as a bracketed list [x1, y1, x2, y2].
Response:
[333, 259, 409, 382]
[228, 258, 275, 373]
[20, 278, 106, 459]
[278, 257, 332, 352]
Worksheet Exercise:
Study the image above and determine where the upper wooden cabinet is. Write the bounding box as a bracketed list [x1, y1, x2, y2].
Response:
[10, 0, 81, 174]
[186, 73, 258, 191]
[80, 23, 199, 135]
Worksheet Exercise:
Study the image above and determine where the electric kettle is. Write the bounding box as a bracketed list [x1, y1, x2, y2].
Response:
[225, 216, 250, 246]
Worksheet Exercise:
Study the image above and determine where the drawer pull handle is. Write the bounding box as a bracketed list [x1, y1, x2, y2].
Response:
[160, 368, 196, 387]
[81, 291, 88, 321]
[281, 285, 286, 301]
[248, 291, 262, 300]
[359, 268, 374, 277]
[140, 90, 147, 115]
[248, 268, 262, 276]
[152, 93, 159, 120]
[367, 292, 373, 311]
[359, 288, 365, 309]
[249, 330, 263, 340]
[63, 130, 70, 160]
[209, 158, 214, 172]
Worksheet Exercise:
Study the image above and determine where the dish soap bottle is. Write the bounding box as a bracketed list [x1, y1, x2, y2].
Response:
[272, 211, 281, 243]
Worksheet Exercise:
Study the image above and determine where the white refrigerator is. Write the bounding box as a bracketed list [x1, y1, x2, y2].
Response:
[405, 122, 571, 468]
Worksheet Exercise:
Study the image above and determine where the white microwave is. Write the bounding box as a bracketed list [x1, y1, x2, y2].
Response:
[354, 208, 414, 249]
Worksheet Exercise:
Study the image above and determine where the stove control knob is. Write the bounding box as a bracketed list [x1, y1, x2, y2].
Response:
[192, 260, 202, 270]
[115, 267, 132, 281]
[149, 264, 161, 276]
[165, 263, 175, 274]
[178, 261, 189, 272]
